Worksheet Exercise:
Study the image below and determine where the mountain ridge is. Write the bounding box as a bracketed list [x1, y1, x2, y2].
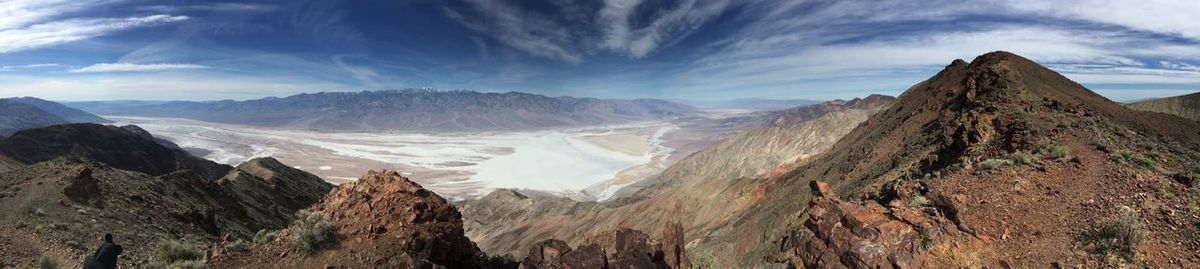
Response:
[67, 89, 697, 132]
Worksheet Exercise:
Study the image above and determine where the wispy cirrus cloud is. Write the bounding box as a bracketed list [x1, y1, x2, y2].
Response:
[597, 0, 731, 58]
[0, 63, 60, 71]
[137, 3, 279, 13]
[70, 62, 209, 73]
[444, 0, 584, 64]
[0, 0, 189, 54]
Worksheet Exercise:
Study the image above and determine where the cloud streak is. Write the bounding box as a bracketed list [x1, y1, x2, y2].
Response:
[71, 62, 210, 73]
[0, 14, 189, 53]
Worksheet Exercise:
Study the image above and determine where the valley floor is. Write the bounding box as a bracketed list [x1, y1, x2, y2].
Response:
[109, 116, 693, 199]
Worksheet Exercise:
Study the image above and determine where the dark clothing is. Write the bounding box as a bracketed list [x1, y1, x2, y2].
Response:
[83, 242, 122, 269]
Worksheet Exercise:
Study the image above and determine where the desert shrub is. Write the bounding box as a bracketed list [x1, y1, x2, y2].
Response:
[253, 229, 279, 244]
[1111, 150, 1155, 169]
[165, 260, 206, 269]
[1043, 145, 1070, 160]
[156, 239, 203, 264]
[142, 262, 168, 269]
[47, 223, 67, 231]
[977, 158, 1013, 170]
[909, 195, 931, 207]
[14, 220, 28, 229]
[289, 209, 333, 256]
[1005, 151, 1041, 166]
[1083, 206, 1147, 261]
[39, 254, 58, 269]
[224, 239, 248, 252]
[915, 229, 933, 250]
[30, 207, 46, 217]
[689, 249, 718, 269]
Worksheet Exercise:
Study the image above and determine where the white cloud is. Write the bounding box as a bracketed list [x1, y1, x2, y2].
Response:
[0, 63, 60, 71]
[0, 0, 189, 54]
[445, 0, 583, 64]
[137, 3, 279, 13]
[70, 62, 209, 73]
[598, 0, 730, 58]
[0, 14, 189, 53]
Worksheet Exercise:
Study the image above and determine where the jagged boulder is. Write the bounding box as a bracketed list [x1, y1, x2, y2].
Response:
[777, 181, 970, 269]
[59, 166, 103, 206]
[518, 222, 691, 269]
[318, 170, 482, 268]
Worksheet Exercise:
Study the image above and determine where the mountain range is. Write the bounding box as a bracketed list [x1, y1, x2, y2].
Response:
[0, 97, 109, 137]
[68, 89, 696, 132]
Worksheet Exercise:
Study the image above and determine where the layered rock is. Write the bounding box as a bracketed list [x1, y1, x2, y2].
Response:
[518, 222, 690, 269]
[777, 181, 971, 268]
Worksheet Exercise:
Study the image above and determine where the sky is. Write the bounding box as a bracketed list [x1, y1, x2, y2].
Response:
[0, 0, 1198, 102]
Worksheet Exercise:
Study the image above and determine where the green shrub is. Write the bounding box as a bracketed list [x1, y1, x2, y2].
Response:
[977, 158, 1014, 170]
[915, 229, 933, 250]
[39, 254, 58, 269]
[253, 229, 279, 244]
[909, 195, 931, 207]
[166, 260, 206, 269]
[224, 239, 248, 252]
[1006, 151, 1041, 166]
[289, 209, 332, 256]
[689, 249, 718, 269]
[30, 207, 46, 217]
[1111, 150, 1156, 169]
[1083, 206, 1147, 261]
[1043, 145, 1070, 160]
[156, 239, 203, 264]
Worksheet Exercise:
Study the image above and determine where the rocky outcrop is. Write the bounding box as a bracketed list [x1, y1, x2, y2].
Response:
[777, 181, 969, 268]
[212, 170, 485, 268]
[59, 166, 103, 206]
[518, 222, 690, 269]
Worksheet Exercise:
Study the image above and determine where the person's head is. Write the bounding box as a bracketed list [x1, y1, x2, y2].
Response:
[103, 233, 113, 243]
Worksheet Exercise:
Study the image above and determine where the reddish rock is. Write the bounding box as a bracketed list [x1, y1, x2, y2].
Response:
[778, 181, 968, 269]
[519, 222, 692, 269]
[315, 170, 482, 268]
[662, 222, 690, 269]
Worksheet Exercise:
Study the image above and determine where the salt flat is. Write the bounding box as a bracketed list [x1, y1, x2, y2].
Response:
[109, 116, 676, 199]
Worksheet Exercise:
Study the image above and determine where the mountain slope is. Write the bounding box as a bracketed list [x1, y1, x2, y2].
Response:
[458, 96, 893, 261]
[2, 97, 110, 123]
[1126, 91, 1200, 121]
[760, 51, 1200, 268]
[0, 123, 232, 180]
[0, 149, 330, 268]
[70, 89, 696, 132]
[0, 100, 68, 137]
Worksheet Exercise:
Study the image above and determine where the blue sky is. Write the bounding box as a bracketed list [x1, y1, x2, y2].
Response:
[0, 0, 1197, 102]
